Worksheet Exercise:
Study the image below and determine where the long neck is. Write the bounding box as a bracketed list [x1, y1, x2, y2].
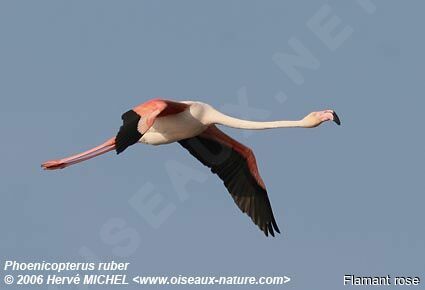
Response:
[211, 111, 303, 130]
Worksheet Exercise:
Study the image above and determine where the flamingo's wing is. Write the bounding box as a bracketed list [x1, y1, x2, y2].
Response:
[116, 99, 188, 154]
[178, 125, 280, 237]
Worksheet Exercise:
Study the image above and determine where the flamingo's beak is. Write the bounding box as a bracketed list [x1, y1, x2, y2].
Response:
[332, 111, 341, 125]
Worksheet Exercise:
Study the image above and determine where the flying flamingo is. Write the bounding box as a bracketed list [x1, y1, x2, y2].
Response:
[42, 98, 340, 236]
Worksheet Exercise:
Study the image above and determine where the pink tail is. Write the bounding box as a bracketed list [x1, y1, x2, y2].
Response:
[42, 138, 116, 170]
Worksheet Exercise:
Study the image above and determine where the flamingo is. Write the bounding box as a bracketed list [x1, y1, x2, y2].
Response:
[42, 98, 340, 236]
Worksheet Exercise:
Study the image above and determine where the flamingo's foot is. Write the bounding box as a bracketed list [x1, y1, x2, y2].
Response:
[41, 160, 67, 170]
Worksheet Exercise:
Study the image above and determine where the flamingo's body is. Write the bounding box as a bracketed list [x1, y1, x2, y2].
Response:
[42, 98, 340, 236]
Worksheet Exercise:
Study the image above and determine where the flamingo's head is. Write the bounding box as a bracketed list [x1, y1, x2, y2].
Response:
[301, 110, 341, 128]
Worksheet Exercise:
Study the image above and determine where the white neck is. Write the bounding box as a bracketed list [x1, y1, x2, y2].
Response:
[209, 109, 303, 129]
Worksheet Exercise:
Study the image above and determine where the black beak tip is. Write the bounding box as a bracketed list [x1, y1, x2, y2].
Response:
[332, 111, 341, 125]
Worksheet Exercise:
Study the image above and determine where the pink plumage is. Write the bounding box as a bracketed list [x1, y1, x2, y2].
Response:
[42, 98, 340, 236]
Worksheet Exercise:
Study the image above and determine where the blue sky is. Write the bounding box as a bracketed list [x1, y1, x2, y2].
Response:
[1, 1, 424, 289]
